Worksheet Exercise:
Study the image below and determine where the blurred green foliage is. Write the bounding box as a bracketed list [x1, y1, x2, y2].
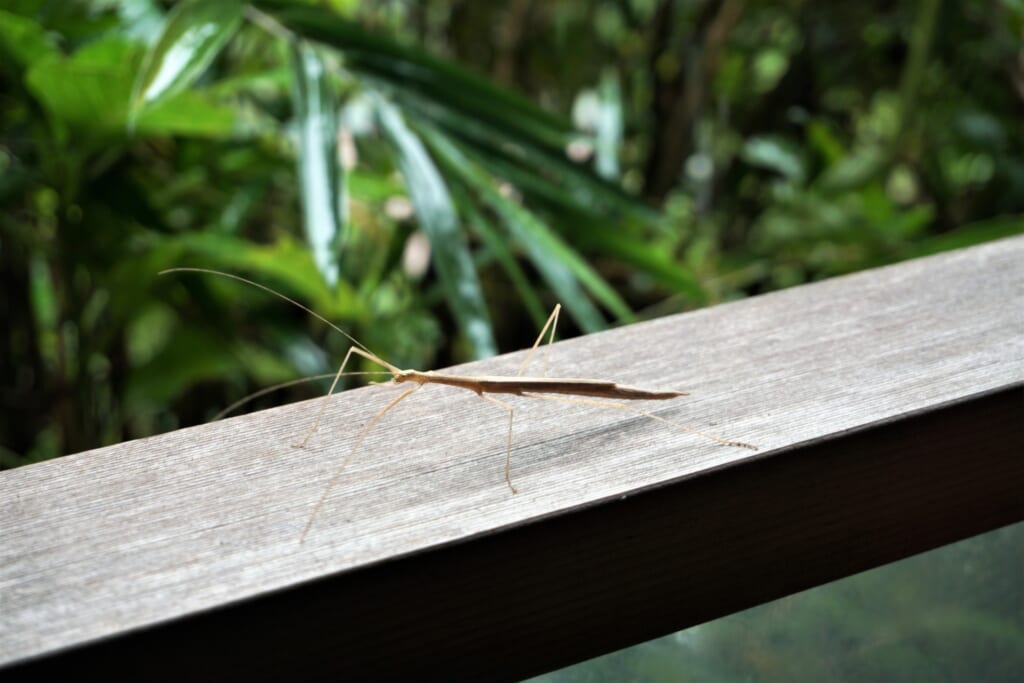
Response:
[1, 0, 1021, 467]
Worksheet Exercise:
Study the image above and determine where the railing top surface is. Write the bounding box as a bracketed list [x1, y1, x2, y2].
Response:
[2, 235, 1022, 671]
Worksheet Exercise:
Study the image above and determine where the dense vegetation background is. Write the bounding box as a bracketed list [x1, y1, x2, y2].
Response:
[2, 0, 1021, 467]
[2, 2, 1021, 679]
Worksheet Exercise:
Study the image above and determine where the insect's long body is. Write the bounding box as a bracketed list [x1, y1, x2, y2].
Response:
[395, 370, 687, 401]
[160, 267, 756, 542]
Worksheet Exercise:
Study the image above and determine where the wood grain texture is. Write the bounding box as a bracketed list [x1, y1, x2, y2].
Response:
[2, 236, 1022, 680]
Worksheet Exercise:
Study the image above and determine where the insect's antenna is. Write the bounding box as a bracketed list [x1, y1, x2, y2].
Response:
[159, 267, 372, 354]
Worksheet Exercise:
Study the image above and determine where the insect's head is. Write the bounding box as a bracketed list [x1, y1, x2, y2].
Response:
[392, 368, 420, 385]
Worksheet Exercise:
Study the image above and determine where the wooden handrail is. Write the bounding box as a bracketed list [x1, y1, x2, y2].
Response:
[2, 236, 1022, 681]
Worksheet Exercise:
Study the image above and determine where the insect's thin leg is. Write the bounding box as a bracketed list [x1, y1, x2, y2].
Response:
[300, 383, 422, 543]
[478, 394, 519, 493]
[296, 346, 400, 449]
[517, 303, 562, 378]
[521, 393, 758, 450]
[541, 304, 560, 378]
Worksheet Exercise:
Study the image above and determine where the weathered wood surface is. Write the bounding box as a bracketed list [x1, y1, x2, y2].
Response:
[2, 236, 1022, 680]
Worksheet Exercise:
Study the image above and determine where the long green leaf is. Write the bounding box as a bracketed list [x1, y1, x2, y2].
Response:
[423, 126, 634, 332]
[290, 41, 345, 285]
[130, 0, 243, 111]
[451, 182, 549, 329]
[486, 192, 608, 333]
[375, 98, 497, 358]
[492, 191, 636, 325]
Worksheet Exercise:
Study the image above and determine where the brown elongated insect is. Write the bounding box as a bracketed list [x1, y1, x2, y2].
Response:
[161, 268, 757, 541]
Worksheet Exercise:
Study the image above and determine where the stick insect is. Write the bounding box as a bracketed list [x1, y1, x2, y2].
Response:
[161, 268, 757, 542]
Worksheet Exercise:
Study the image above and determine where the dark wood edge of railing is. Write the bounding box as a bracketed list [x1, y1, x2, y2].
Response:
[6, 382, 1022, 682]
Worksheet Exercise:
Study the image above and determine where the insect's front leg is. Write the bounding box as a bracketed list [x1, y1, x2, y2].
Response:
[295, 345, 393, 448]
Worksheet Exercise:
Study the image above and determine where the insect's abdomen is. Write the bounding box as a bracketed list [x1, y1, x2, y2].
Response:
[476, 378, 686, 400]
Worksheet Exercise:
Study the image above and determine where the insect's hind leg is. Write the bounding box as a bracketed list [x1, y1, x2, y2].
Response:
[300, 383, 422, 543]
[517, 303, 561, 378]
[479, 394, 519, 493]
